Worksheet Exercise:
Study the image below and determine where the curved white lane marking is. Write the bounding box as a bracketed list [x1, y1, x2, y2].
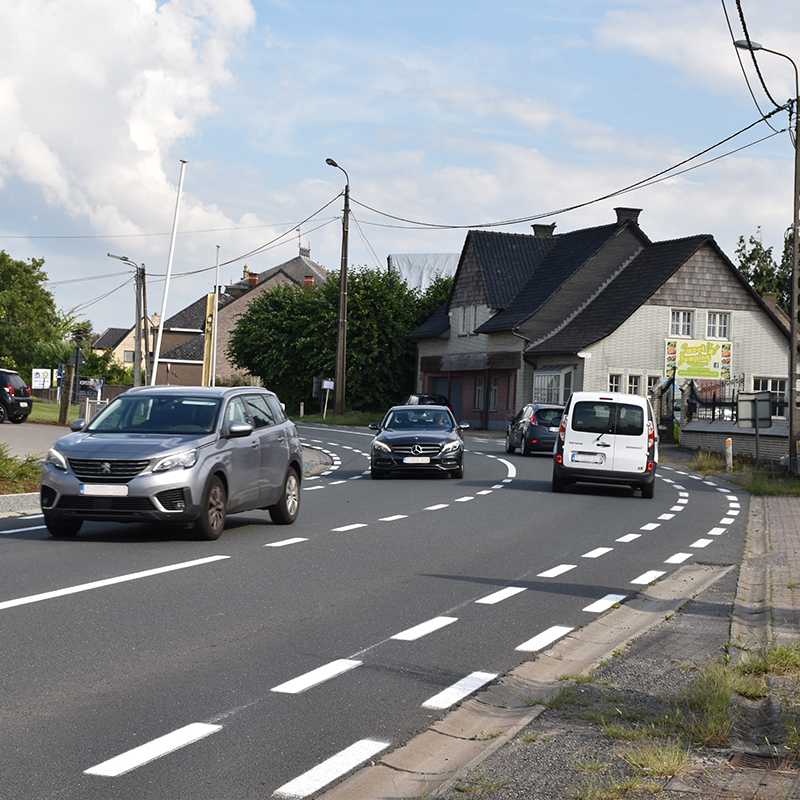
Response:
[496, 457, 516, 479]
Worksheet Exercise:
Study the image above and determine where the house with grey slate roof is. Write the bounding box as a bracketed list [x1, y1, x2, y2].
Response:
[411, 208, 791, 431]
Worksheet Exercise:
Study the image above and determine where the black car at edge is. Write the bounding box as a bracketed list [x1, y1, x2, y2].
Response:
[0, 368, 33, 424]
[505, 402, 564, 455]
[369, 405, 468, 479]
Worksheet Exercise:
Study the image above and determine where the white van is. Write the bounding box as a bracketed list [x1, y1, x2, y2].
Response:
[552, 392, 658, 498]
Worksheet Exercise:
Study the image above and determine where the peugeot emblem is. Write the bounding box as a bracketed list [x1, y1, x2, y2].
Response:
[100, 461, 112, 475]
[411, 444, 423, 455]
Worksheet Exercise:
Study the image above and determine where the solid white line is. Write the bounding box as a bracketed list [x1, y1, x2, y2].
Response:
[670, 506, 684, 512]
[454, 496, 474, 503]
[583, 594, 627, 613]
[476, 490, 493, 496]
[391, 616, 457, 641]
[707, 527, 727, 537]
[665, 552, 693, 564]
[379, 515, 408, 522]
[424, 503, 449, 511]
[658, 513, 675, 521]
[18, 514, 43, 520]
[720, 517, 735, 525]
[84, 723, 222, 777]
[582, 547, 613, 559]
[640, 522, 660, 531]
[274, 738, 390, 798]
[631, 570, 666, 585]
[331, 523, 367, 532]
[690, 538, 713, 548]
[475, 586, 526, 605]
[271, 659, 362, 694]
[516, 625, 573, 652]
[616, 533, 641, 543]
[0, 525, 47, 535]
[497, 458, 516, 478]
[537, 564, 576, 578]
[421, 671, 498, 710]
[0, 556, 230, 612]
[264, 538, 308, 548]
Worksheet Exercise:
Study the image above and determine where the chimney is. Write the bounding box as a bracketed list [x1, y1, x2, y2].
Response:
[614, 207, 642, 225]
[531, 222, 556, 237]
[300, 244, 311, 258]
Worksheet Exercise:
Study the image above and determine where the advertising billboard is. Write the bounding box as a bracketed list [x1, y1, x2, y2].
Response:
[665, 339, 732, 380]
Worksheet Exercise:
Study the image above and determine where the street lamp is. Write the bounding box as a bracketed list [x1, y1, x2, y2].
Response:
[326, 158, 351, 416]
[107, 252, 150, 386]
[735, 39, 800, 473]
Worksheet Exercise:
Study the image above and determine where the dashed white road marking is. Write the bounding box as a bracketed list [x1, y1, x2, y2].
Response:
[501, 478, 512, 483]
[616, 533, 641, 543]
[677, 498, 689, 505]
[690, 475, 703, 480]
[675, 470, 688, 475]
[716, 487, 729, 493]
[690, 538, 713, 548]
[379, 515, 408, 522]
[0, 555, 230, 612]
[678, 491, 689, 497]
[704, 481, 717, 486]
[84, 723, 222, 777]
[273, 738, 390, 798]
[726, 495, 739, 502]
[537, 564, 577, 578]
[729, 502, 741, 510]
[516, 625, 574, 652]
[707, 527, 727, 537]
[475, 586, 527, 605]
[330, 480, 347, 486]
[331, 523, 368, 533]
[421, 671, 498, 710]
[658, 513, 675, 521]
[264, 538, 308, 548]
[665, 552, 693, 564]
[391, 616, 457, 641]
[727, 508, 740, 516]
[640, 522, 660, 531]
[631, 570, 666, 585]
[583, 594, 627, 613]
[303, 486, 324, 492]
[271, 659, 362, 694]
[720, 517, 735, 525]
[350, 476, 363, 480]
[454, 496, 474, 503]
[0, 525, 47, 535]
[476, 490, 493, 496]
[18, 514, 43, 520]
[491, 484, 504, 489]
[582, 547, 613, 559]
[662, 478, 674, 484]
[669, 506, 684, 512]
[424, 503, 449, 511]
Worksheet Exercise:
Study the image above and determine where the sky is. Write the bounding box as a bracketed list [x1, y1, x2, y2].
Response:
[1, 0, 798, 331]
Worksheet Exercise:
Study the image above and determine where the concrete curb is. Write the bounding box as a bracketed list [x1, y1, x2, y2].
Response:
[0, 492, 40, 516]
[321, 563, 733, 800]
[302, 445, 333, 478]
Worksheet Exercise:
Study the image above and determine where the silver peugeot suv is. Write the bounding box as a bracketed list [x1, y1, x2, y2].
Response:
[40, 386, 303, 540]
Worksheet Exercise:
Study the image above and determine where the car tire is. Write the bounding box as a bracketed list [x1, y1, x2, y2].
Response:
[0, 404, 6, 424]
[370, 469, 385, 480]
[269, 467, 301, 524]
[452, 465, 464, 479]
[521, 439, 531, 457]
[193, 475, 227, 540]
[552, 471, 565, 493]
[44, 513, 82, 538]
[505, 434, 516, 454]
[10, 414, 26, 424]
[641, 481, 655, 499]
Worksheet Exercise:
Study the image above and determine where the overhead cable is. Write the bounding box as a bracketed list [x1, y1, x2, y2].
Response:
[735, 0, 784, 110]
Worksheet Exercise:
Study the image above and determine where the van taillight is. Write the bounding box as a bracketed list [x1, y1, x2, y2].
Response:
[559, 416, 567, 443]
[555, 453, 563, 464]
[647, 421, 655, 451]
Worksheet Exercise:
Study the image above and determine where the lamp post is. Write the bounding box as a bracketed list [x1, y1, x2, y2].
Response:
[326, 158, 350, 416]
[735, 40, 799, 472]
[107, 253, 145, 386]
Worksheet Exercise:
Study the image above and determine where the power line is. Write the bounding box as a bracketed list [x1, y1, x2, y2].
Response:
[735, 0, 784, 110]
[352, 110, 784, 232]
[46, 269, 133, 287]
[721, 0, 779, 133]
[69, 276, 135, 315]
[349, 210, 382, 267]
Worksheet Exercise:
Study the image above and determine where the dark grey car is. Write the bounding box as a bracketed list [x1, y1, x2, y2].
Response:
[505, 403, 564, 456]
[40, 386, 303, 540]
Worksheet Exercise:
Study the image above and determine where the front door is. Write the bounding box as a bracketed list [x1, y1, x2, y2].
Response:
[222, 397, 261, 511]
[244, 394, 288, 506]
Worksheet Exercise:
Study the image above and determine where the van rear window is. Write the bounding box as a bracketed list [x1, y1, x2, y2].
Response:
[571, 402, 613, 434]
[615, 405, 644, 436]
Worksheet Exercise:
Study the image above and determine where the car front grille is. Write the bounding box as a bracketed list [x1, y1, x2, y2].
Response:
[68, 458, 150, 483]
[56, 496, 155, 512]
[390, 444, 442, 455]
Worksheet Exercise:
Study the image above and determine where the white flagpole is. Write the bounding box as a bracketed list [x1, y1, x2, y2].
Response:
[211, 244, 220, 387]
[151, 159, 188, 386]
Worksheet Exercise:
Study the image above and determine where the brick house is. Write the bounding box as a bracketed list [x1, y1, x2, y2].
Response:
[155, 248, 328, 385]
[93, 315, 159, 372]
[412, 208, 791, 430]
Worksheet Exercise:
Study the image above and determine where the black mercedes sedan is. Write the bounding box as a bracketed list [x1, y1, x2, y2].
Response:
[369, 405, 468, 479]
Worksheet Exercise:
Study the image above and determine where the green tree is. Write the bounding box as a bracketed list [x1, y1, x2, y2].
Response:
[735, 228, 792, 312]
[0, 251, 61, 377]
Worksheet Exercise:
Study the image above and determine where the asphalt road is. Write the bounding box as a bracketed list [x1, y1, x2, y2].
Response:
[0, 425, 746, 800]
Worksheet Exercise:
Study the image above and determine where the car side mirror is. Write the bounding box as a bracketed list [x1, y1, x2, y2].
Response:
[227, 422, 254, 438]
[70, 419, 86, 432]
[458, 422, 470, 430]
[280, 402, 286, 412]
[368, 422, 380, 431]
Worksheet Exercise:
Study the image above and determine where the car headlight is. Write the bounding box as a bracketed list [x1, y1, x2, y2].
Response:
[45, 448, 68, 471]
[372, 440, 391, 453]
[441, 440, 463, 454]
[152, 449, 198, 473]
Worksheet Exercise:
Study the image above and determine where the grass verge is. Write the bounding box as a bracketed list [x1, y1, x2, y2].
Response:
[686, 451, 800, 496]
[27, 400, 79, 426]
[0, 443, 41, 494]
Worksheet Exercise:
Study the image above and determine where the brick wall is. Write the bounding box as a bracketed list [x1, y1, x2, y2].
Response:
[450, 240, 487, 307]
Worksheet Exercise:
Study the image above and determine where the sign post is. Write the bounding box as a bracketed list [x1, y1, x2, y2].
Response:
[31, 368, 51, 390]
[322, 378, 334, 420]
[737, 391, 772, 465]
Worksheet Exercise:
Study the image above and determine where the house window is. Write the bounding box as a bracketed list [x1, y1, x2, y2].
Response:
[562, 370, 572, 404]
[473, 376, 485, 410]
[303, 275, 315, 287]
[628, 375, 641, 395]
[670, 309, 693, 337]
[488, 377, 499, 412]
[533, 373, 561, 404]
[753, 377, 788, 417]
[647, 375, 661, 397]
[123, 350, 135, 363]
[707, 311, 730, 340]
[608, 374, 622, 393]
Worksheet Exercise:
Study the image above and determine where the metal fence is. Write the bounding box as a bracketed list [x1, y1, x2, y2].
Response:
[686, 376, 745, 422]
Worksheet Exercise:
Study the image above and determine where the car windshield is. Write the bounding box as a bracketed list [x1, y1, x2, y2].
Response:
[87, 396, 221, 434]
[534, 408, 563, 426]
[384, 409, 454, 431]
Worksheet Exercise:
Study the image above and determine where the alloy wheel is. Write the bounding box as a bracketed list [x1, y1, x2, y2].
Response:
[208, 484, 225, 532]
[285, 473, 299, 518]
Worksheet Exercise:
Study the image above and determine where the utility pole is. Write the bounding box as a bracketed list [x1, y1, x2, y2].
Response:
[141, 265, 150, 385]
[211, 245, 220, 387]
[326, 158, 350, 415]
[133, 267, 142, 386]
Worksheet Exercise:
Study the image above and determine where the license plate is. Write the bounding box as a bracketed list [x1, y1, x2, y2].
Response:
[80, 484, 129, 497]
[403, 456, 430, 464]
[18, 402, 29, 408]
[549, 426, 559, 432]
[571, 452, 605, 465]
